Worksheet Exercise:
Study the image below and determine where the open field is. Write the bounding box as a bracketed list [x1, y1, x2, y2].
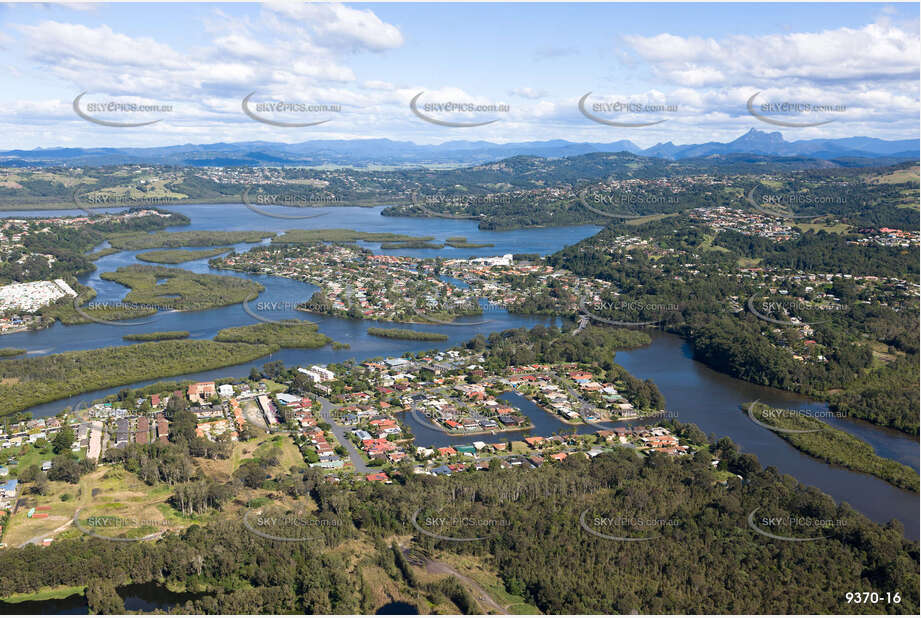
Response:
[623, 213, 676, 226]
[1, 467, 174, 548]
[867, 166, 919, 185]
[793, 222, 853, 234]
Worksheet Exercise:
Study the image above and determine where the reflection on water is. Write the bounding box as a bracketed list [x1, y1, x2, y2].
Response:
[0, 583, 207, 615]
[2, 205, 917, 539]
[376, 601, 420, 615]
[615, 332, 919, 539]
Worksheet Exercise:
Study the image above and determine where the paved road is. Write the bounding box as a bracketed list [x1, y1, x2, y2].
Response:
[317, 396, 370, 473]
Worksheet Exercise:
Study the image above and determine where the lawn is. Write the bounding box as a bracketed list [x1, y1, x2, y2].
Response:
[253, 434, 305, 472]
[1, 441, 56, 476]
[1, 585, 85, 604]
[2, 467, 176, 548]
[793, 222, 852, 235]
[623, 213, 676, 227]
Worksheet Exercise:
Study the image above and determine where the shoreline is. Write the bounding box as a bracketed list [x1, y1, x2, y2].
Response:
[399, 411, 535, 437]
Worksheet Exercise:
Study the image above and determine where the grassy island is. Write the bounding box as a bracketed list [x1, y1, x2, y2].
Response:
[214, 320, 333, 348]
[122, 331, 190, 342]
[0, 340, 277, 418]
[445, 236, 495, 248]
[746, 402, 918, 492]
[107, 230, 273, 250]
[100, 265, 264, 312]
[136, 247, 232, 264]
[273, 228, 435, 244]
[367, 327, 449, 341]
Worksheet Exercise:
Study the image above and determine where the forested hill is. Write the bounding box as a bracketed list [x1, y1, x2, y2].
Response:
[0, 440, 916, 614]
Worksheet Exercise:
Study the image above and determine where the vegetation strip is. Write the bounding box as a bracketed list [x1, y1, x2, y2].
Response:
[746, 402, 918, 492]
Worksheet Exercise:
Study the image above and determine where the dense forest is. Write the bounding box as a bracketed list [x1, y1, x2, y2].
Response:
[549, 218, 920, 434]
[0, 326, 917, 614]
[0, 439, 916, 614]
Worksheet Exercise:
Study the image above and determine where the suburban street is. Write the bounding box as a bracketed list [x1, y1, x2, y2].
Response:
[317, 395, 370, 473]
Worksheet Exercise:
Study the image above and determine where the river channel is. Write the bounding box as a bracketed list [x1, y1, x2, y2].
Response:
[1, 203, 917, 539]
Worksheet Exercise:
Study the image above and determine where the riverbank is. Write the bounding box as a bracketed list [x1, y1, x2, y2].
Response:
[0, 340, 277, 419]
[746, 402, 919, 493]
[1, 585, 85, 604]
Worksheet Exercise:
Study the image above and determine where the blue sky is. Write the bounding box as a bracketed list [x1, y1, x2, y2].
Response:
[0, 2, 918, 149]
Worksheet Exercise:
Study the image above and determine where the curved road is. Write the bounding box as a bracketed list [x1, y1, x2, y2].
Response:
[316, 396, 370, 473]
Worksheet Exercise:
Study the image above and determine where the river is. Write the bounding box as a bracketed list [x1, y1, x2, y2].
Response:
[0, 582, 206, 614]
[1, 203, 918, 539]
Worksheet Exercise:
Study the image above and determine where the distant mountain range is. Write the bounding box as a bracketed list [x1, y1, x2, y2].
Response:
[1, 129, 917, 167]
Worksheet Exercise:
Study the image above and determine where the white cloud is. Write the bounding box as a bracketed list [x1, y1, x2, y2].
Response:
[623, 21, 920, 85]
[263, 1, 403, 52]
[511, 87, 547, 100]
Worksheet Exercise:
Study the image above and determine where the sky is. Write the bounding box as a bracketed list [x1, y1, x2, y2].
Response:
[0, 1, 918, 150]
